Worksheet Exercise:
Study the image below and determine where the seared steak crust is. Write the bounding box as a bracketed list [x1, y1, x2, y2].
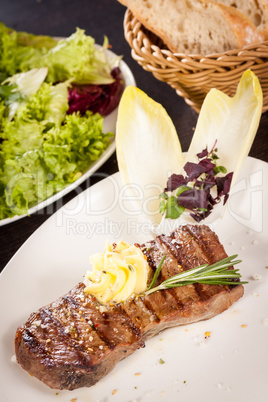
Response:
[15, 225, 244, 390]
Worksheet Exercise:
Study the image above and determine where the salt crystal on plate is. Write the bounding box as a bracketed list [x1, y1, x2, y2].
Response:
[251, 274, 262, 280]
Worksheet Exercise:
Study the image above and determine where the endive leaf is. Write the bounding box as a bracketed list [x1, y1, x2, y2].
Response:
[166, 69, 263, 227]
[116, 86, 183, 223]
[184, 70, 263, 187]
[116, 71, 262, 230]
[2, 67, 48, 120]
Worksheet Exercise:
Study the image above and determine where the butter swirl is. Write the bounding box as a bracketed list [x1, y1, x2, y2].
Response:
[83, 241, 149, 303]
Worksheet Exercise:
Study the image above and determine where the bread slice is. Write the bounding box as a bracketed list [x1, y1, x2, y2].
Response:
[213, 0, 268, 39]
[118, 0, 264, 54]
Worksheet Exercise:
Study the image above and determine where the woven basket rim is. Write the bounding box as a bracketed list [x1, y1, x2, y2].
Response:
[124, 8, 268, 113]
[124, 9, 268, 61]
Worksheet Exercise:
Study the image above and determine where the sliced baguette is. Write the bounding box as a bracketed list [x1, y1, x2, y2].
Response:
[213, 0, 268, 39]
[118, 0, 264, 54]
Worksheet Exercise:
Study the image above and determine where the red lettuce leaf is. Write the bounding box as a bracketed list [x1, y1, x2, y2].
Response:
[67, 67, 124, 116]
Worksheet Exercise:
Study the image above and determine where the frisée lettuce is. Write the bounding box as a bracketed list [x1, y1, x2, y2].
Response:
[0, 24, 122, 220]
[0, 23, 117, 85]
[0, 69, 112, 219]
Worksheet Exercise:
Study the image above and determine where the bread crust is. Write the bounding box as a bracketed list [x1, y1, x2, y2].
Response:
[214, 1, 265, 47]
[213, 0, 268, 39]
[118, 0, 264, 54]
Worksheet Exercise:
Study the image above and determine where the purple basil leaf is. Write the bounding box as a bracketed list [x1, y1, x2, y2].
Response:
[223, 172, 233, 194]
[165, 174, 187, 192]
[161, 136, 233, 223]
[215, 176, 225, 197]
[190, 212, 203, 223]
[196, 147, 208, 159]
[190, 206, 212, 222]
[198, 158, 215, 174]
[194, 177, 216, 191]
[223, 172, 233, 205]
[215, 172, 233, 199]
[184, 162, 206, 181]
[207, 192, 219, 206]
[178, 188, 208, 210]
[223, 193, 230, 205]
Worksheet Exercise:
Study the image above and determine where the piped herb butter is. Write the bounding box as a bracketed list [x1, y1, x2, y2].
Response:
[83, 241, 149, 303]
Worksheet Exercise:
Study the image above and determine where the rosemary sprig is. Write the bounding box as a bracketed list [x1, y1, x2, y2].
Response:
[147, 255, 166, 291]
[145, 254, 247, 296]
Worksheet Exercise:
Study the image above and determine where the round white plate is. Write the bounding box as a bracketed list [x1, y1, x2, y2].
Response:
[0, 48, 135, 226]
[0, 156, 267, 402]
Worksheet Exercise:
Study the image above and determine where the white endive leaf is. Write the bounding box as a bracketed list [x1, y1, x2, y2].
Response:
[3, 67, 48, 120]
[160, 69, 263, 230]
[116, 86, 183, 224]
[4, 67, 48, 97]
[184, 70, 263, 186]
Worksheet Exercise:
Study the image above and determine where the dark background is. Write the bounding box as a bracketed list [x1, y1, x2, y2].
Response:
[0, 0, 267, 271]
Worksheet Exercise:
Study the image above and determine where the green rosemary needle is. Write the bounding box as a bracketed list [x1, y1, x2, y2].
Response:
[145, 254, 247, 296]
[147, 255, 166, 291]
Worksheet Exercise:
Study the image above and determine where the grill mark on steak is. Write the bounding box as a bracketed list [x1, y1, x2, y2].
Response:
[161, 232, 207, 302]
[170, 225, 231, 302]
[156, 234, 197, 309]
[152, 234, 201, 311]
[156, 234, 199, 308]
[15, 225, 244, 390]
[185, 225, 235, 300]
[120, 296, 160, 333]
[22, 327, 46, 355]
[48, 295, 100, 352]
[184, 225, 226, 264]
[39, 308, 93, 364]
[40, 293, 111, 365]
[66, 284, 142, 352]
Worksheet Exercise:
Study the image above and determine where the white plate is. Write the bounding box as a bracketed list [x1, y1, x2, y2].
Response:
[1, 156, 268, 402]
[0, 49, 136, 226]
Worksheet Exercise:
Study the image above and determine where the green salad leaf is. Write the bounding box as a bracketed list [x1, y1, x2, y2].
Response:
[0, 24, 117, 220]
[2, 67, 48, 119]
[0, 72, 112, 219]
[0, 23, 50, 78]
[39, 30, 116, 85]
[0, 23, 116, 85]
[0, 22, 58, 50]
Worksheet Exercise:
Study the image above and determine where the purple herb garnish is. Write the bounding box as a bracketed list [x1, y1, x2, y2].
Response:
[165, 174, 187, 192]
[160, 142, 233, 222]
[184, 162, 207, 181]
[178, 188, 208, 210]
[216, 172, 233, 205]
[196, 147, 209, 159]
[198, 158, 215, 174]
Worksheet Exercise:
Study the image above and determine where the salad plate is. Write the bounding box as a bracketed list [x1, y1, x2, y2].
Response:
[0, 156, 268, 402]
[0, 47, 136, 227]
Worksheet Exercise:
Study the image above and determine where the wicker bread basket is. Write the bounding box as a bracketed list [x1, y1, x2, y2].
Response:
[124, 9, 268, 114]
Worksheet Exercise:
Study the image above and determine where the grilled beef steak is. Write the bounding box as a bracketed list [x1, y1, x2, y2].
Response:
[15, 225, 244, 390]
